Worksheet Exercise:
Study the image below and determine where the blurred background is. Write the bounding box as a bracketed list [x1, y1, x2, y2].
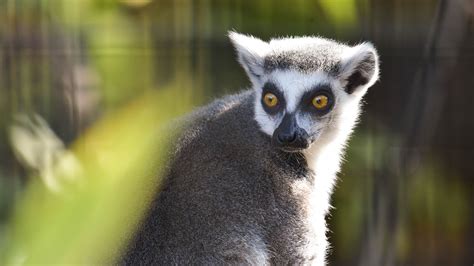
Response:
[0, 0, 473, 265]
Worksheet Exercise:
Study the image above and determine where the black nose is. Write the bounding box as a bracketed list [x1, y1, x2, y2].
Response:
[272, 113, 310, 151]
[277, 131, 297, 144]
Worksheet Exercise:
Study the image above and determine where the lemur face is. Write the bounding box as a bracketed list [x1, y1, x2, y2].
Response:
[255, 70, 348, 152]
[229, 32, 379, 152]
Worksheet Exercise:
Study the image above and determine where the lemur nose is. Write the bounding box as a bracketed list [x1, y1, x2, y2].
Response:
[277, 132, 297, 144]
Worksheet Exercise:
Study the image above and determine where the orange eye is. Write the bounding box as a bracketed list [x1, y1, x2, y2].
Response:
[312, 95, 329, 110]
[263, 93, 279, 107]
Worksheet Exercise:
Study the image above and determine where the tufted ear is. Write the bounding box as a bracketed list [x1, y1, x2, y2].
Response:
[338, 43, 380, 94]
[229, 31, 270, 86]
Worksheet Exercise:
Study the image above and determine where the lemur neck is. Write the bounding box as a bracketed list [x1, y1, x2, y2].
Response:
[303, 102, 362, 198]
[302, 128, 354, 213]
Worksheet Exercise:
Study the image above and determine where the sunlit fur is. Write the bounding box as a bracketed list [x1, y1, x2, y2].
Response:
[230, 32, 379, 264]
[125, 32, 379, 266]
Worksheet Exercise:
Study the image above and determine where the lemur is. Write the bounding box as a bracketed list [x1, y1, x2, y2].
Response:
[124, 32, 379, 265]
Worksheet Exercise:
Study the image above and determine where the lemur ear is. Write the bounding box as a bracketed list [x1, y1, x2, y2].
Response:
[229, 31, 270, 86]
[338, 43, 379, 94]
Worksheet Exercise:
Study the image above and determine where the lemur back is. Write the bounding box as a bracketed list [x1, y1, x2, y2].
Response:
[124, 32, 379, 265]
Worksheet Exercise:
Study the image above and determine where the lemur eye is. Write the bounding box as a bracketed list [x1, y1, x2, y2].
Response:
[263, 93, 279, 108]
[312, 95, 329, 110]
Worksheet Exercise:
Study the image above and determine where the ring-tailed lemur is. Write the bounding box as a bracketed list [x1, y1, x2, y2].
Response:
[124, 32, 379, 265]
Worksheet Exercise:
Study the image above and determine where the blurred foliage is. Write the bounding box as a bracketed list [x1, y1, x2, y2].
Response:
[319, 0, 359, 29]
[1, 87, 193, 264]
[332, 131, 470, 263]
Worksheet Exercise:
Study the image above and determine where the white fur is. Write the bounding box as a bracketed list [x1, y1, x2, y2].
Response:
[270, 70, 331, 113]
[228, 32, 271, 86]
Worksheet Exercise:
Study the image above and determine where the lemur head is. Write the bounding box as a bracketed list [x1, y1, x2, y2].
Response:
[229, 32, 379, 153]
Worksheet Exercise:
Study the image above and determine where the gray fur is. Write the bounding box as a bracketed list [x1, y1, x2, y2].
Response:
[124, 91, 322, 264]
[264, 42, 344, 75]
[123, 33, 379, 265]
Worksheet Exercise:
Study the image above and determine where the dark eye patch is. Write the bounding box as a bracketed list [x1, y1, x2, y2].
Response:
[300, 84, 335, 116]
[261, 82, 286, 115]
